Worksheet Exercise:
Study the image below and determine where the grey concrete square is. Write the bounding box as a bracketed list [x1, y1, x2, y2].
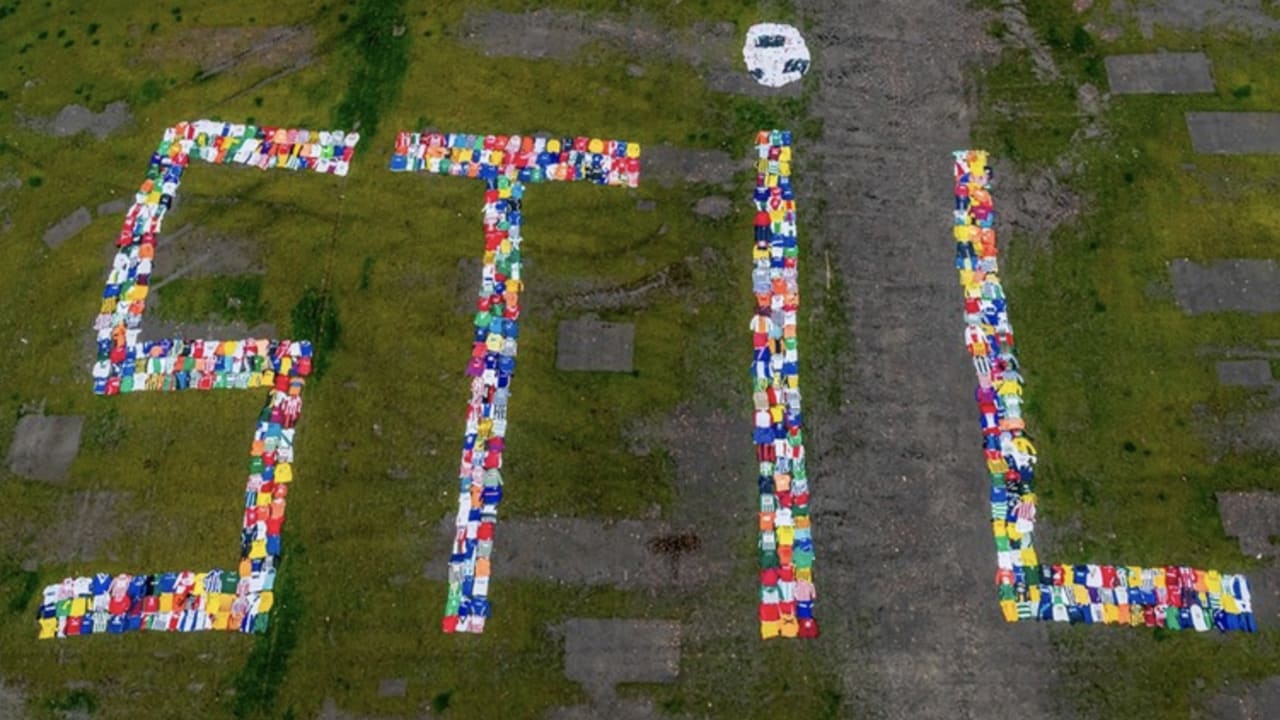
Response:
[1187, 112, 1280, 154]
[1105, 52, 1214, 94]
[376, 678, 407, 698]
[556, 319, 635, 372]
[42, 207, 91, 249]
[1217, 360, 1273, 387]
[95, 198, 130, 218]
[1170, 259, 1280, 315]
[6, 415, 84, 483]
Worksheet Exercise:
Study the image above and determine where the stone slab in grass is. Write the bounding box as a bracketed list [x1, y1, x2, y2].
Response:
[25, 101, 132, 140]
[556, 618, 680, 704]
[1217, 360, 1273, 387]
[1217, 491, 1280, 557]
[556, 319, 635, 372]
[1170, 259, 1280, 315]
[95, 198, 130, 218]
[693, 195, 733, 220]
[642, 144, 744, 189]
[1187, 112, 1280, 154]
[1105, 53, 1214, 94]
[6, 415, 83, 483]
[42, 206, 91, 249]
[377, 678, 406, 698]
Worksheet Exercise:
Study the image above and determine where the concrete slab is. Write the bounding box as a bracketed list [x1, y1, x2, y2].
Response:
[25, 101, 132, 140]
[1105, 53, 1214, 94]
[1209, 401, 1280, 456]
[1252, 563, 1280, 632]
[556, 319, 635, 372]
[556, 619, 680, 704]
[1217, 360, 1273, 387]
[42, 207, 92, 249]
[6, 415, 84, 483]
[1187, 112, 1280, 155]
[642, 144, 745, 189]
[1170, 259, 1280, 315]
[137, 318, 276, 344]
[548, 699, 667, 720]
[1125, 0, 1280, 39]
[1217, 491, 1280, 558]
[95, 198, 130, 217]
[376, 678, 406, 698]
[316, 696, 413, 720]
[432, 517, 717, 589]
[693, 196, 733, 220]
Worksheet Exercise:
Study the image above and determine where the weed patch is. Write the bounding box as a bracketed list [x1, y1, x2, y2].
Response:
[331, 0, 410, 141]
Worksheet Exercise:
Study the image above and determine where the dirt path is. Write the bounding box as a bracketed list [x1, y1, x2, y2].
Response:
[794, 2, 1060, 717]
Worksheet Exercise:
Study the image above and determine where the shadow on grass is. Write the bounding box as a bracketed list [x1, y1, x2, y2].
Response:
[332, 0, 411, 141]
[232, 541, 305, 720]
[0, 561, 40, 615]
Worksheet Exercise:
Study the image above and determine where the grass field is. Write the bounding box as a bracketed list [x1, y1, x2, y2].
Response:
[972, 0, 1280, 715]
[0, 1, 847, 718]
[4, 0, 1279, 717]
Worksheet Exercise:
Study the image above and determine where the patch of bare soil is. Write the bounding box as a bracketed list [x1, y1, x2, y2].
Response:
[145, 25, 315, 79]
[150, 224, 265, 282]
[32, 490, 133, 564]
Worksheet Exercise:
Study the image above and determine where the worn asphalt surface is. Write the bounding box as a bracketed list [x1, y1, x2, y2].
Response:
[793, 1, 1060, 717]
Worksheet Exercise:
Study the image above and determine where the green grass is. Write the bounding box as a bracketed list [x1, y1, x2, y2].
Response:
[0, 1, 844, 717]
[974, 3, 1280, 715]
[153, 276, 268, 326]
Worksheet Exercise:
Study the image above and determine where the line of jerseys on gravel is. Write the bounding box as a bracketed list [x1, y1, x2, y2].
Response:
[751, 130, 817, 639]
[37, 120, 359, 638]
[954, 149, 1256, 633]
[389, 130, 639, 634]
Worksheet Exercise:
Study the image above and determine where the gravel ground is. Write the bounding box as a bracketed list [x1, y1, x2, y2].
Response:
[791, 1, 1061, 716]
